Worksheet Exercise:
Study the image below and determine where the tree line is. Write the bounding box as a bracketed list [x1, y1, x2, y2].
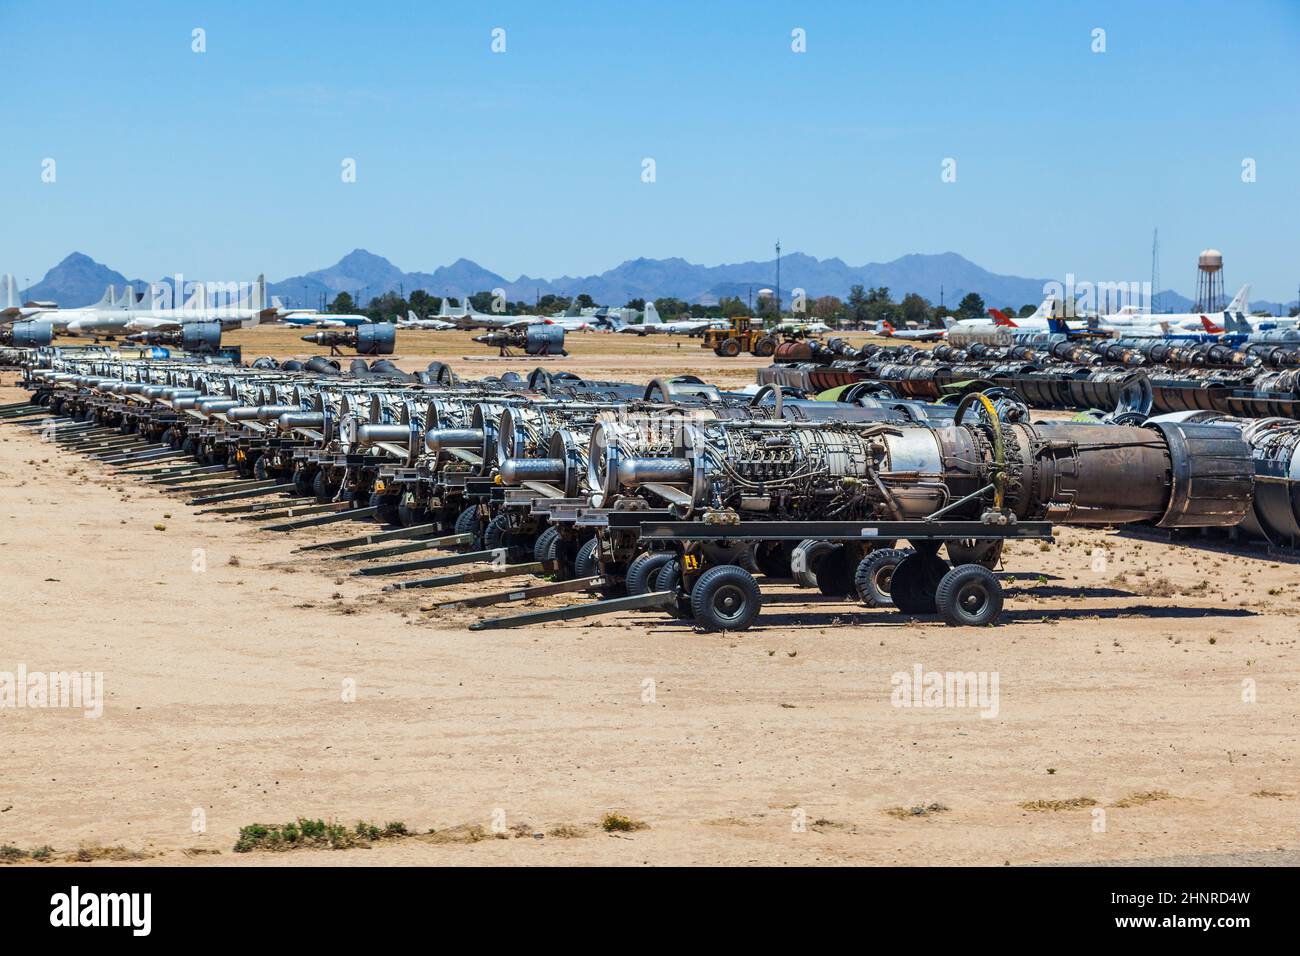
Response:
[331, 285, 1039, 328]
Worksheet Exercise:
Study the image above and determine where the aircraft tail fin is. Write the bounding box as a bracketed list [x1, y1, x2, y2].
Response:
[1046, 316, 1070, 336]
[1226, 284, 1251, 315]
[881, 319, 895, 336]
[251, 274, 268, 313]
[1, 274, 22, 313]
[989, 308, 1018, 328]
[92, 284, 115, 309]
[1200, 315, 1224, 335]
[942, 316, 957, 330]
[642, 302, 661, 325]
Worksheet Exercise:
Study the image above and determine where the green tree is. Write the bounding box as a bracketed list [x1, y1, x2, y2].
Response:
[1017, 303, 1037, 318]
[653, 297, 689, 318]
[329, 292, 356, 314]
[957, 292, 986, 319]
[900, 292, 931, 328]
[575, 294, 595, 310]
[719, 296, 749, 318]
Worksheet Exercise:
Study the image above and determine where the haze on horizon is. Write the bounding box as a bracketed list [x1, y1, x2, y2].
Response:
[2, 0, 1298, 300]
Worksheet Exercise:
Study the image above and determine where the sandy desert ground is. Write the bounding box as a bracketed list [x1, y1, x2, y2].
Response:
[0, 328, 1297, 866]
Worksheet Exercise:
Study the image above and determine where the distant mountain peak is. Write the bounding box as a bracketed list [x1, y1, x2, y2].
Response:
[30, 248, 1257, 314]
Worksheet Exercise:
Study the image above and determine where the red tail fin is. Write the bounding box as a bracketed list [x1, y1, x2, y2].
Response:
[989, 308, 1018, 328]
[1200, 315, 1223, 334]
[881, 319, 895, 335]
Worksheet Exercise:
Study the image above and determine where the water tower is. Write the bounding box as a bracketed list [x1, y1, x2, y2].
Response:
[1194, 248, 1225, 312]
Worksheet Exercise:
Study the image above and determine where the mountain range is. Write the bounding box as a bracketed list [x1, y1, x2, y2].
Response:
[20, 250, 1296, 316]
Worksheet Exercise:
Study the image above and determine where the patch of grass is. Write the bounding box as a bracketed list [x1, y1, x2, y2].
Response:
[425, 823, 488, 844]
[1250, 789, 1292, 799]
[71, 844, 152, 862]
[1019, 797, 1098, 812]
[30, 845, 53, 861]
[1112, 790, 1171, 808]
[546, 824, 588, 839]
[600, 812, 648, 833]
[0, 845, 25, 863]
[883, 803, 950, 820]
[233, 818, 409, 853]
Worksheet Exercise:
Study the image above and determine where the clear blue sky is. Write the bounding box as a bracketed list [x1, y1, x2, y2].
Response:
[3, 0, 1298, 299]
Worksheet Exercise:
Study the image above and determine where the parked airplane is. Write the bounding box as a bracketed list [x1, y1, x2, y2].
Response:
[878, 317, 950, 341]
[63, 276, 277, 337]
[616, 303, 721, 336]
[397, 309, 456, 330]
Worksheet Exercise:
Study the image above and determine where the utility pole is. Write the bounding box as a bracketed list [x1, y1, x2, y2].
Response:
[775, 240, 781, 319]
[1152, 228, 1161, 312]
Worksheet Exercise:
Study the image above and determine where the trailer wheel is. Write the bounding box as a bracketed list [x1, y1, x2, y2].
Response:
[453, 505, 481, 549]
[182, 435, 197, 457]
[889, 551, 949, 614]
[574, 538, 600, 579]
[718, 338, 742, 357]
[935, 564, 1003, 627]
[790, 539, 834, 589]
[754, 541, 793, 580]
[855, 548, 908, 607]
[946, 538, 1003, 570]
[690, 565, 762, 632]
[626, 551, 674, 595]
[396, 503, 422, 527]
[253, 456, 271, 481]
[369, 492, 401, 526]
[484, 514, 525, 560]
[533, 526, 560, 563]
[312, 470, 332, 503]
[752, 336, 777, 358]
[293, 468, 314, 497]
[816, 544, 855, 597]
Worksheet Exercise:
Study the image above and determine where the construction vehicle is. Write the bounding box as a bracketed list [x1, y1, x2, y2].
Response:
[701, 316, 780, 358]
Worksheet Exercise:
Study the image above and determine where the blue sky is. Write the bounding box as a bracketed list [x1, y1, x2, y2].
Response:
[3, 0, 1298, 299]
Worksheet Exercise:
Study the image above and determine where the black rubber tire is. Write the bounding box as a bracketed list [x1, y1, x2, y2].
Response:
[689, 565, 762, 632]
[855, 548, 908, 607]
[752, 336, 777, 358]
[159, 427, 173, 447]
[935, 564, 1004, 627]
[815, 544, 855, 597]
[754, 541, 793, 580]
[483, 514, 517, 556]
[573, 538, 600, 579]
[312, 469, 332, 503]
[293, 468, 314, 497]
[889, 551, 950, 614]
[719, 338, 741, 358]
[369, 492, 401, 525]
[253, 456, 270, 481]
[946, 538, 1004, 570]
[396, 503, 421, 527]
[181, 435, 197, 457]
[533, 526, 560, 563]
[534, 525, 572, 580]
[790, 539, 834, 589]
[625, 551, 674, 595]
[453, 505, 481, 548]
[654, 558, 681, 593]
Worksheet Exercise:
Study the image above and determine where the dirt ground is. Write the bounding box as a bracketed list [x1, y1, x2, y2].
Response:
[1, 329, 1297, 866]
